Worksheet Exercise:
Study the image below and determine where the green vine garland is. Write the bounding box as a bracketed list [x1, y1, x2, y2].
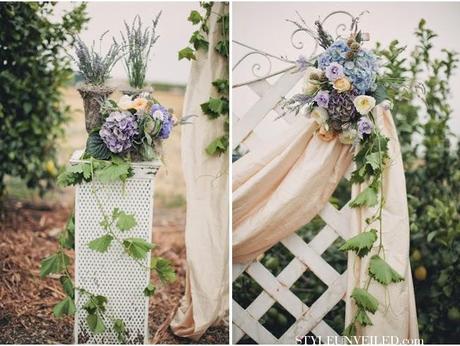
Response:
[340, 113, 405, 337]
[178, 2, 229, 156]
[40, 157, 176, 341]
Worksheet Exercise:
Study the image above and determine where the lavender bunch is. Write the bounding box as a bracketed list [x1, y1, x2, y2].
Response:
[118, 13, 162, 89]
[99, 111, 139, 153]
[73, 33, 123, 85]
[279, 93, 314, 117]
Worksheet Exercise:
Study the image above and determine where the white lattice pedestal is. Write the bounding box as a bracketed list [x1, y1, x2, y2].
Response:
[70, 150, 160, 344]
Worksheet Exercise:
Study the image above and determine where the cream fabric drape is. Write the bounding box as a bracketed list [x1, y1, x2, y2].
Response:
[170, 2, 229, 340]
[232, 105, 419, 338]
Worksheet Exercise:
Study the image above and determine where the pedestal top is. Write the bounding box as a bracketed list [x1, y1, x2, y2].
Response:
[70, 149, 161, 179]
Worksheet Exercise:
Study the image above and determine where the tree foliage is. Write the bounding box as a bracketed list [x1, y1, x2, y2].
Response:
[0, 3, 89, 197]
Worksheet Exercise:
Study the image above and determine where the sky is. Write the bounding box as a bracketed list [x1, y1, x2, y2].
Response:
[54, 2, 199, 85]
[233, 2, 460, 135]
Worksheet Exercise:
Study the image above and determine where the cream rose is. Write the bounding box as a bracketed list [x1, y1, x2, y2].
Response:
[303, 67, 324, 95]
[303, 81, 320, 96]
[310, 107, 329, 126]
[305, 67, 324, 81]
[317, 125, 336, 142]
[339, 128, 358, 145]
[354, 95, 376, 115]
[118, 95, 133, 110]
[332, 77, 351, 92]
[131, 97, 149, 111]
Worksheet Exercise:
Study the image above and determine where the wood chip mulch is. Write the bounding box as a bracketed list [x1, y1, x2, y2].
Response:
[0, 199, 228, 344]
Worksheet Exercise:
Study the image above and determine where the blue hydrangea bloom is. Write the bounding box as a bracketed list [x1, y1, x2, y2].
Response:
[318, 40, 379, 93]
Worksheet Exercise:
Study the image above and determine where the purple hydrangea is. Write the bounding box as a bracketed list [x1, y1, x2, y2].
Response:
[314, 90, 330, 108]
[151, 104, 173, 140]
[357, 116, 373, 138]
[327, 89, 360, 131]
[325, 62, 344, 81]
[99, 111, 138, 153]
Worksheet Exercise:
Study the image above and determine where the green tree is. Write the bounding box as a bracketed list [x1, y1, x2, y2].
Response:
[0, 3, 89, 197]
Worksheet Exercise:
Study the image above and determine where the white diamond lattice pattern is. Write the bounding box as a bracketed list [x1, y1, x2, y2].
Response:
[74, 177, 155, 344]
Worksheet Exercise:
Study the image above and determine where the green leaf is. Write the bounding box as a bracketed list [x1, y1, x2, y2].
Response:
[368, 255, 404, 285]
[187, 10, 202, 24]
[189, 31, 209, 51]
[151, 257, 176, 283]
[343, 323, 356, 337]
[123, 238, 153, 260]
[86, 132, 111, 160]
[351, 288, 379, 314]
[215, 40, 229, 57]
[206, 136, 228, 156]
[366, 152, 381, 171]
[95, 161, 132, 183]
[144, 283, 156, 297]
[114, 210, 137, 232]
[212, 79, 229, 94]
[53, 296, 76, 317]
[178, 47, 196, 61]
[40, 252, 70, 278]
[59, 214, 75, 250]
[88, 234, 113, 253]
[60, 275, 75, 298]
[374, 83, 388, 104]
[57, 163, 92, 187]
[339, 229, 377, 257]
[356, 308, 373, 326]
[86, 313, 106, 334]
[113, 319, 126, 343]
[349, 186, 379, 208]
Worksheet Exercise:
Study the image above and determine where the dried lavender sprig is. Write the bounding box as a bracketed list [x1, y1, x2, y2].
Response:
[314, 20, 334, 49]
[72, 33, 123, 86]
[117, 13, 162, 89]
[277, 93, 314, 118]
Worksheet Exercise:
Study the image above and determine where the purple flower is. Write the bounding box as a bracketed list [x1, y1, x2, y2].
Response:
[325, 62, 344, 81]
[357, 117, 373, 138]
[150, 104, 173, 140]
[99, 111, 138, 153]
[314, 90, 330, 108]
[295, 55, 310, 71]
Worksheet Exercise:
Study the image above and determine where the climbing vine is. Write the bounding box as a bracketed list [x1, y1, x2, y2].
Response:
[178, 2, 229, 156]
[40, 157, 176, 341]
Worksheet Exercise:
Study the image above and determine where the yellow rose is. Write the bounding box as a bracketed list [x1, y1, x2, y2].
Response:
[317, 125, 336, 142]
[332, 77, 351, 92]
[310, 107, 329, 126]
[131, 97, 149, 111]
[354, 95, 376, 115]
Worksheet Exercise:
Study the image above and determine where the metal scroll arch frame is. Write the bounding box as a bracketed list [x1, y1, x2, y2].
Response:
[232, 10, 370, 89]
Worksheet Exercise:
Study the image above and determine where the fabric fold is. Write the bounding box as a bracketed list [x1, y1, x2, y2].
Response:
[170, 2, 228, 340]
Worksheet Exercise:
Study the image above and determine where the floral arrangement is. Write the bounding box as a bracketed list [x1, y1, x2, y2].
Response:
[85, 91, 176, 162]
[284, 33, 386, 145]
[281, 17, 422, 338]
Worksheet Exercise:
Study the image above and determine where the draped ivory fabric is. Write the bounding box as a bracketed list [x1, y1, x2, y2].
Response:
[232, 105, 419, 338]
[170, 2, 228, 340]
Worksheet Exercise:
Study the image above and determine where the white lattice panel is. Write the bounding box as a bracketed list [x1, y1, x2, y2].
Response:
[233, 69, 353, 344]
[71, 151, 160, 344]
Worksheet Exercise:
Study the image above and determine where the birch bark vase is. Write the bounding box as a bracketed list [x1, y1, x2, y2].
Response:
[77, 85, 114, 133]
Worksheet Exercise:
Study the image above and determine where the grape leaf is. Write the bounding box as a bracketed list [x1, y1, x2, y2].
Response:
[144, 283, 156, 297]
[60, 275, 75, 298]
[178, 47, 196, 61]
[40, 252, 70, 278]
[95, 162, 132, 183]
[351, 288, 379, 314]
[88, 234, 113, 253]
[53, 296, 76, 317]
[356, 308, 373, 326]
[349, 186, 379, 208]
[187, 10, 202, 24]
[151, 257, 176, 283]
[57, 163, 92, 187]
[343, 323, 356, 337]
[366, 152, 382, 171]
[368, 255, 404, 285]
[123, 238, 153, 260]
[113, 319, 127, 343]
[86, 313, 106, 334]
[114, 210, 137, 232]
[339, 229, 377, 257]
